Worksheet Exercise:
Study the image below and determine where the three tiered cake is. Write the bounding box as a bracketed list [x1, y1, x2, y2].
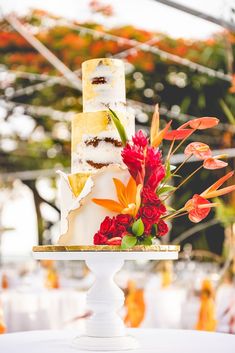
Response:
[58, 58, 135, 245]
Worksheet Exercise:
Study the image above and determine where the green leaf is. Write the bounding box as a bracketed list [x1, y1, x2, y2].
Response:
[121, 235, 137, 249]
[166, 205, 176, 212]
[108, 108, 128, 145]
[142, 237, 152, 245]
[219, 99, 235, 125]
[165, 161, 171, 178]
[162, 161, 173, 183]
[132, 218, 144, 237]
[157, 185, 176, 195]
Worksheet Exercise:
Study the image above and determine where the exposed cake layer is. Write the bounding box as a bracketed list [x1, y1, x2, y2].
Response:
[58, 165, 130, 245]
[82, 58, 126, 112]
[71, 110, 135, 173]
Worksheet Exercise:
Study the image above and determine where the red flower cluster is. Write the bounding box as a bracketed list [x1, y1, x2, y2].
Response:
[94, 214, 133, 245]
[137, 186, 167, 235]
[122, 131, 165, 191]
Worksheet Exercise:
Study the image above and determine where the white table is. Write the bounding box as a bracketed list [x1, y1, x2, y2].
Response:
[0, 328, 234, 353]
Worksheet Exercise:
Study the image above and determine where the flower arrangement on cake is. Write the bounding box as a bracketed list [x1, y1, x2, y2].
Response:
[92, 106, 235, 249]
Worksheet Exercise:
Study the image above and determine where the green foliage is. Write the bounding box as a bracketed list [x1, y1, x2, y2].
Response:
[132, 218, 144, 237]
[121, 235, 137, 249]
[214, 198, 235, 226]
[157, 185, 176, 195]
[108, 108, 128, 145]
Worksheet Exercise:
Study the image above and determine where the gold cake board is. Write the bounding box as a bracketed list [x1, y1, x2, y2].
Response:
[33, 244, 180, 252]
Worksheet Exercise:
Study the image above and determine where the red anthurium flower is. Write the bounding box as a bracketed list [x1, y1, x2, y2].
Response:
[179, 117, 219, 130]
[184, 142, 212, 160]
[184, 171, 235, 223]
[201, 171, 235, 199]
[184, 194, 217, 223]
[203, 157, 228, 170]
[164, 129, 193, 140]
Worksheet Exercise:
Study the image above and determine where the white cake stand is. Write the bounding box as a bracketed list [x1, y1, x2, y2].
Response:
[33, 245, 179, 351]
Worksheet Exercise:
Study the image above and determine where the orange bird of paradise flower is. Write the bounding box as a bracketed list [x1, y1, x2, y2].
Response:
[92, 177, 142, 217]
[185, 171, 235, 223]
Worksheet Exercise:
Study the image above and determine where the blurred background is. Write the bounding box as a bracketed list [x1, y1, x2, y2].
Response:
[0, 0, 235, 335]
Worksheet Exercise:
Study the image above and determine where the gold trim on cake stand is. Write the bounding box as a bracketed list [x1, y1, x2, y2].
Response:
[33, 244, 180, 253]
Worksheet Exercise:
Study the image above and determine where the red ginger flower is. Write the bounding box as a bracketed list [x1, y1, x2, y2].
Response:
[122, 132, 165, 189]
[145, 147, 165, 190]
[132, 130, 148, 148]
[121, 143, 144, 183]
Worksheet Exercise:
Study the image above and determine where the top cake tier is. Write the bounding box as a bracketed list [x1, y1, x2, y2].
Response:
[82, 58, 126, 112]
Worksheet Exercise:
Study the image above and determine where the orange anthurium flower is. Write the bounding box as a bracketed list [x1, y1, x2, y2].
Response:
[179, 117, 219, 130]
[184, 194, 217, 223]
[150, 104, 172, 147]
[201, 171, 235, 199]
[92, 177, 142, 217]
[184, 142, 212, 160]
[184, 171, 235, 223]
[164, 129, 193, 140]
[203, 157, 228, 170]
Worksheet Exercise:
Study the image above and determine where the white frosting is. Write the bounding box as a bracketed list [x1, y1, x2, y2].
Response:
[82, 58, 126, 113]
[73, 143, 122, 171]
[57, 165, 130, 245]
[71, 110, 135, 173]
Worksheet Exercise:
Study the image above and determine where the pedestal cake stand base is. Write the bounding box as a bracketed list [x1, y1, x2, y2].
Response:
[33, 245, 179, 351]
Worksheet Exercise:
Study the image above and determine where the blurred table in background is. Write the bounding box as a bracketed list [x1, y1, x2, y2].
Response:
[1, 289, 87, 332]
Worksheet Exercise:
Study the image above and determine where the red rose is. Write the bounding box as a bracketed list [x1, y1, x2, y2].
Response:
[143, 222, 152, 235]
[100, 216, 116, 236]
[93, 232, 108, 245]
[132, 130, 148, 148]
[138, 205, 161, 223]
[116, 214, 133, 227]
[142, 186, 160, 205]
[157, 219, 169, 237]
[115, 224, 127, 237]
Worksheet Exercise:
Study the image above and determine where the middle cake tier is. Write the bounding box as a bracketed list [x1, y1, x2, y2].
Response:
[71, 109, 135, 173]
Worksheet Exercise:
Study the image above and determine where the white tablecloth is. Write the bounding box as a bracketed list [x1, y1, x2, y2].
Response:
[0, 328, 234, 353]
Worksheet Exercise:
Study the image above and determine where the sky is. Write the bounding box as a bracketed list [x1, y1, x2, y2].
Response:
[0, 0, 229, 39]
[0, 0, 233, 258]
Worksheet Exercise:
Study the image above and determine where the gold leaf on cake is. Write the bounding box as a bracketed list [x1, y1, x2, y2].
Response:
[68, 172, 92, 197]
